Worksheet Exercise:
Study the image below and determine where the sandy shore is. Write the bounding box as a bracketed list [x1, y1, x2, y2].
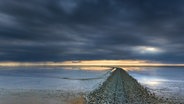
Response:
[0, 89, 85, 104]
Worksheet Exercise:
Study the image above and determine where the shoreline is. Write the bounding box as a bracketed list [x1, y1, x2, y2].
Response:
[0, 86, 183, 104]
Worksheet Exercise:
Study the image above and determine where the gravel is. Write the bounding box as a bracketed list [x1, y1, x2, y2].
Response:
[86, 68, 180, 104]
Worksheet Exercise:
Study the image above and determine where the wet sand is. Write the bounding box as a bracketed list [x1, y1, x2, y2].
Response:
[0, 89, 85, 104]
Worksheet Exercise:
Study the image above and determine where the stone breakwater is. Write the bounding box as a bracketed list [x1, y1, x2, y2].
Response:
[85, 68, 178, 104]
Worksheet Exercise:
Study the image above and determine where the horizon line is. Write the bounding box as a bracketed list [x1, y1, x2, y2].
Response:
[0, 60, 184, 67]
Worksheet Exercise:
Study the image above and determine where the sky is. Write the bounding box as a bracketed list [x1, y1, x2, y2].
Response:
[0, 0, 184, 63]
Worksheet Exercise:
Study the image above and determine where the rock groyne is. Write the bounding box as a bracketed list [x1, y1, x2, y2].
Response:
[86, 68, 175, 104]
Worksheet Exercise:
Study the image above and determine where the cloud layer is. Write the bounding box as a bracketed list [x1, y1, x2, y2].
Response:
[0, 0, 184, 63]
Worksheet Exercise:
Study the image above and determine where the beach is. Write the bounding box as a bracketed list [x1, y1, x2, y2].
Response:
[0, 89, 85, 104]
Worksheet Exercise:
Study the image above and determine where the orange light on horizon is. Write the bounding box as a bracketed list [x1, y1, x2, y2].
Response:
[0, 60, 184, 67]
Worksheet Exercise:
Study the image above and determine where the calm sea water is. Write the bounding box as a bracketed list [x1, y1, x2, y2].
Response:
[0, 67, 111, 92]
[128, 67, 184, 97]
[0, 66, 184, 97]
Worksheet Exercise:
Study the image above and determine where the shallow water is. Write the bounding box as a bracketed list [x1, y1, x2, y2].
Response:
[128, 67, 184, 98]
[0, 67, 184, 104]
[0, 66, 184, 100]
[0, 67, 111, 92]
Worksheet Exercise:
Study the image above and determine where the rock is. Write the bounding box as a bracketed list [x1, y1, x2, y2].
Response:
[86, 68, 174, 104]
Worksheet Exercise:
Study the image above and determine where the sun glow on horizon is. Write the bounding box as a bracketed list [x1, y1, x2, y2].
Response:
[0, 60, 184, 67]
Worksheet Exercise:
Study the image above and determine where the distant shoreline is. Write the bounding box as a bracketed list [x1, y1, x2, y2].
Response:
[1, 65, 184, 67]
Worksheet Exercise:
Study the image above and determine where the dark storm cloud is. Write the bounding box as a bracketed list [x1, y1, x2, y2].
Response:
[0, 0, 184, 63]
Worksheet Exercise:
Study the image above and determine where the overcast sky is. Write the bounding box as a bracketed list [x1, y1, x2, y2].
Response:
[0, 0, 184, 63]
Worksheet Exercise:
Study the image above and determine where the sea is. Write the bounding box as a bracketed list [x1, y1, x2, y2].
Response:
[0, 66, 183, 100]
